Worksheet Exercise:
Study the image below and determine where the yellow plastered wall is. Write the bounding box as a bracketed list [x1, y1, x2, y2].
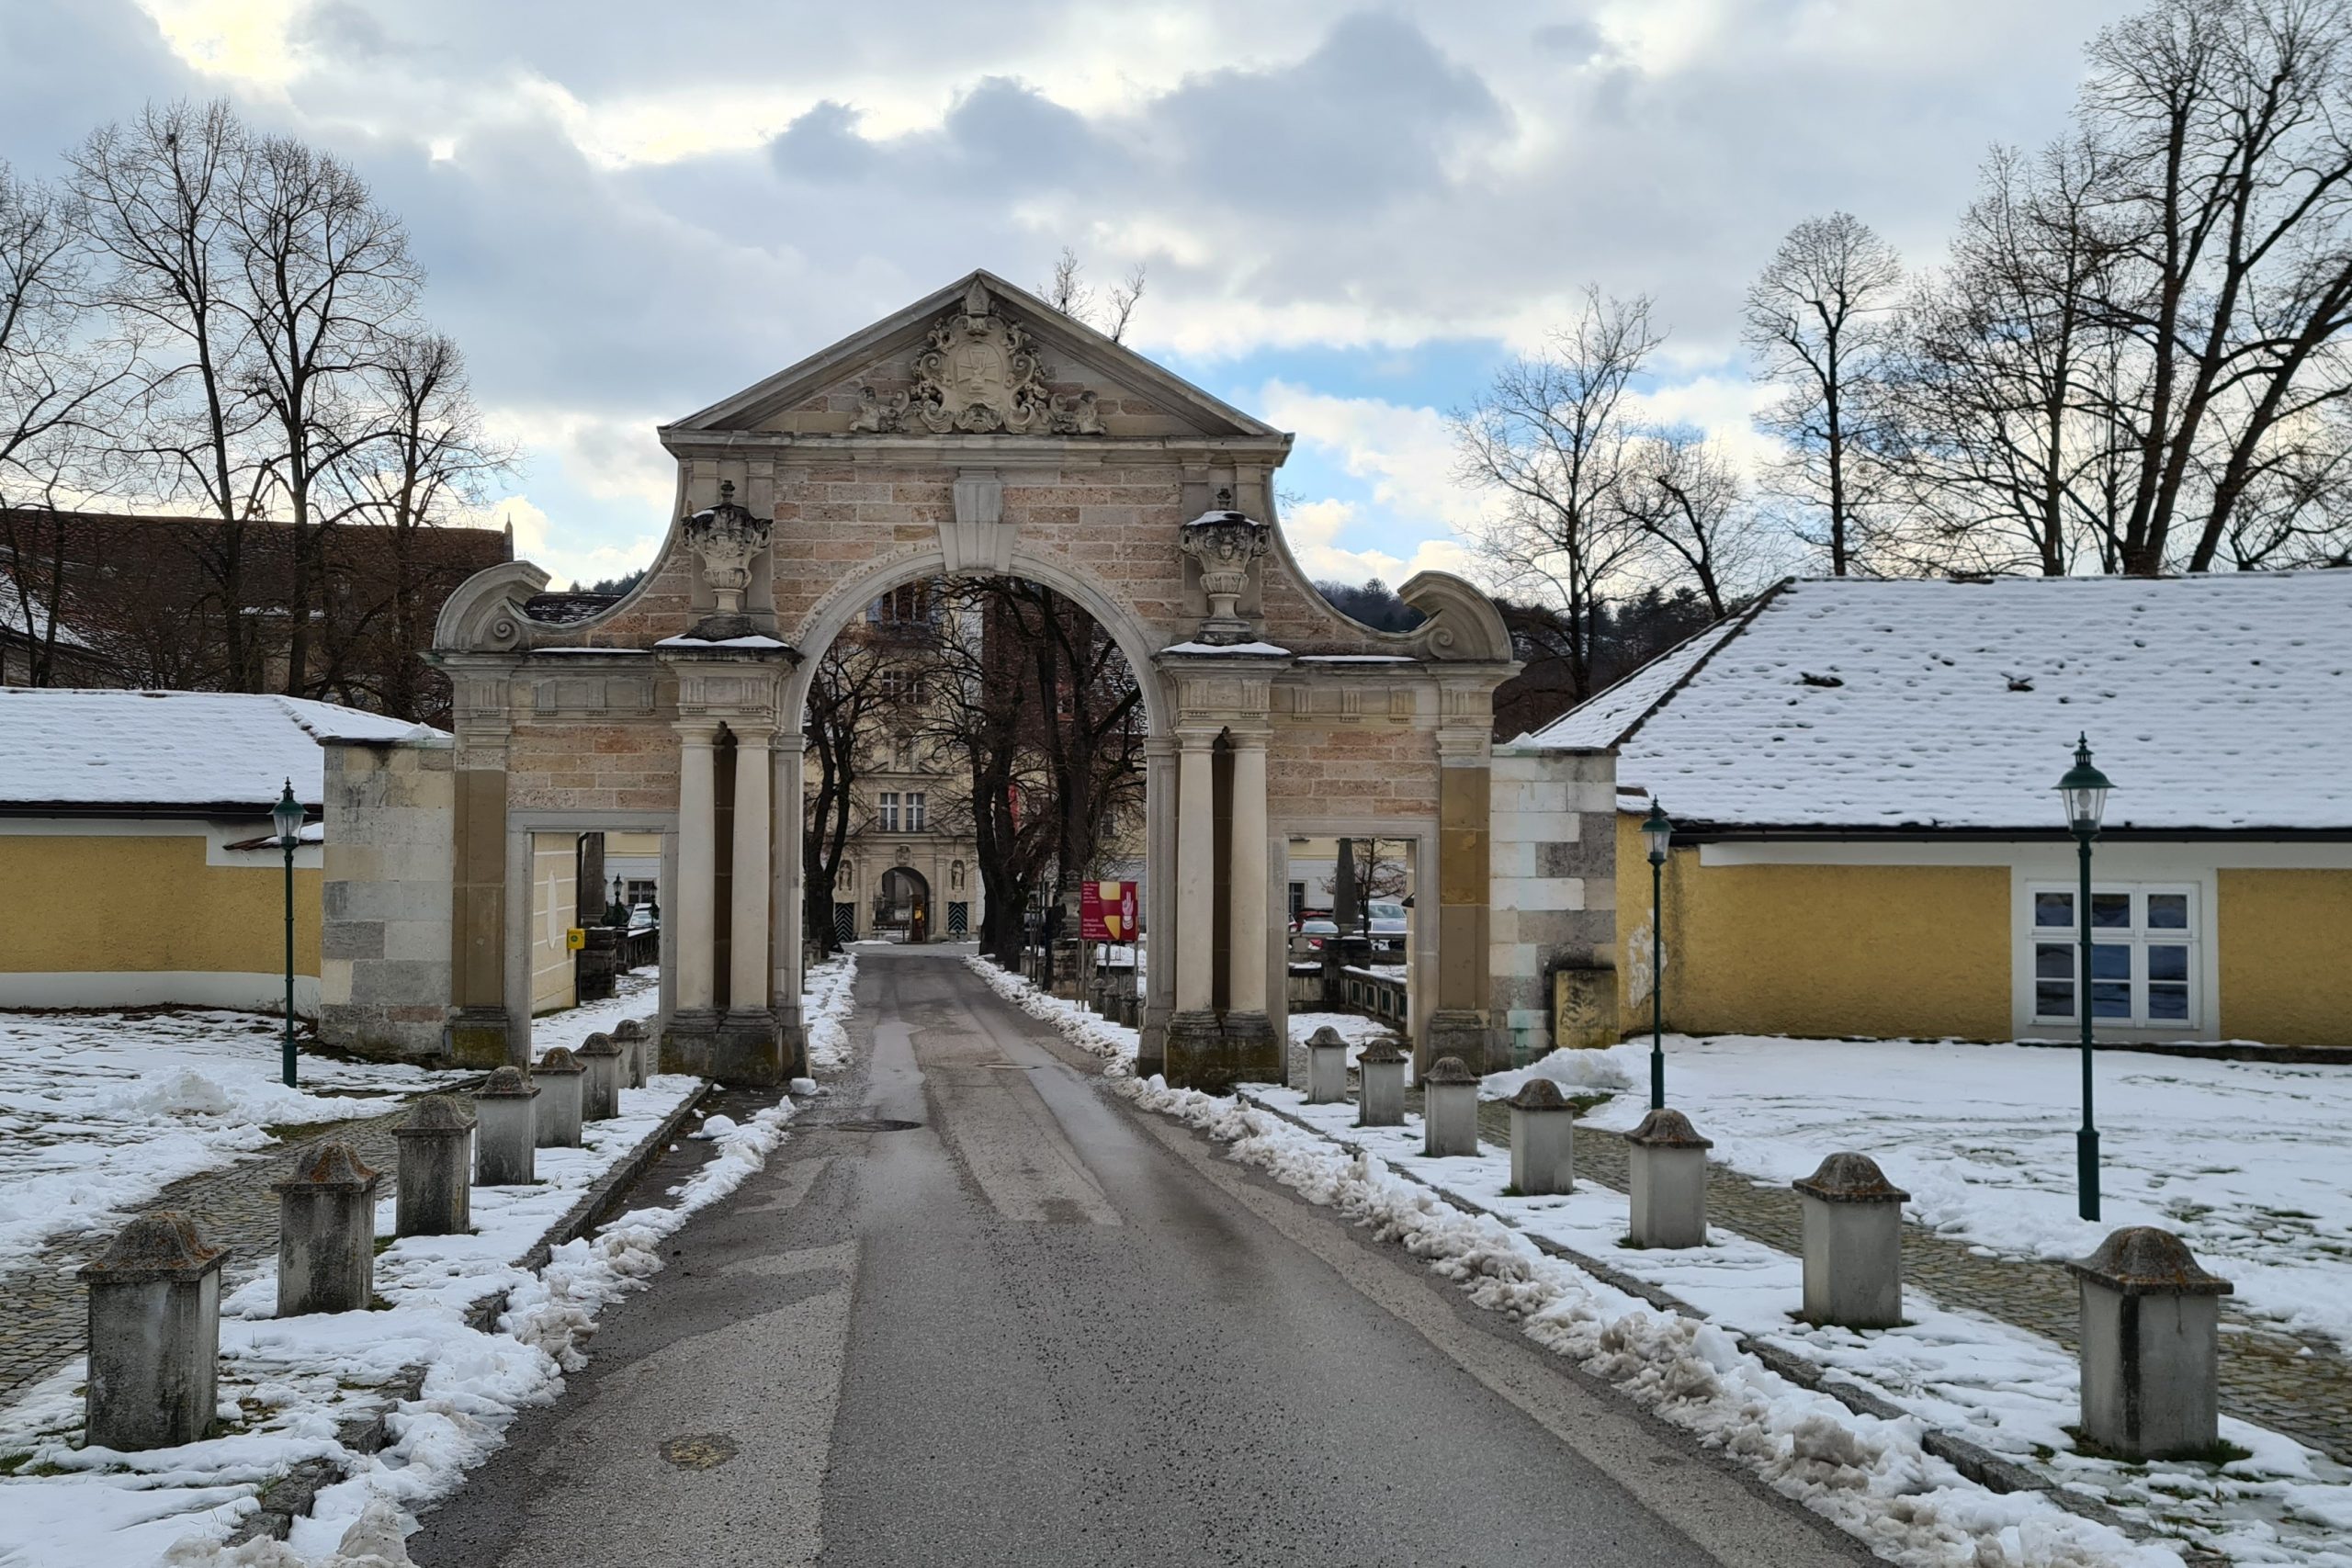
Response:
[2218, 869, 2352, 1047]
[0, 833, 320, 976]
[1613, 813, 2011, 1041]
[529, 833, 578, 1015]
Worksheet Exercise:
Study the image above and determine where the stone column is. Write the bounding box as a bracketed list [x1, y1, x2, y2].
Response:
[1625, 1107, 1712, 1248]
[671, 719, 719, 1072]
[1425, 722, 1495, 1073]
[1172, 730, 1216, 1016]
[1138, 735, 1177, 1077]
[472, 1066, 537, 1185]
[392, 1096, 473, 1237]
[1226, 728, 1272, 1032]
[773, 729, 808, 1076]
[2067, 1227, 2234, 1460]
[447, 755, 512, 1066]
[578, 1033, 624, 1121]
[717, 721, 781, 1086]
[533, 1047, 586, 1148]
[1793, 1152, 1909, 1329]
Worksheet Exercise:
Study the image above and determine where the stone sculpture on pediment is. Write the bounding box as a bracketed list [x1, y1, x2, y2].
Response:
[847, 280, 1105, 437]
[683, 480, 771, 639]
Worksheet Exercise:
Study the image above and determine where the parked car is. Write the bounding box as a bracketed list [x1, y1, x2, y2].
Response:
[1290, 917, 1339, 954]
[1365, 899, 1408, 953]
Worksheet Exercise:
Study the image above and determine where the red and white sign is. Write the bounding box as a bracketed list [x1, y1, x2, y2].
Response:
[1080, 879, 1138, 942]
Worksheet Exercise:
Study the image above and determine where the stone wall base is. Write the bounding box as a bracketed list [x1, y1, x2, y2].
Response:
[714, 1009, 786, 1087]
[1424, 1007, 1496, 1074]
[445, 1007, 513, 1070]
[1165, 1009, 1281, 1093]
[662, 1009, 718, 1077]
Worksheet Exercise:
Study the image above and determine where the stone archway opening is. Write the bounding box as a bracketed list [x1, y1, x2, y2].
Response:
[415, 268, 1518, 1094]
[875, 866, 929, 942]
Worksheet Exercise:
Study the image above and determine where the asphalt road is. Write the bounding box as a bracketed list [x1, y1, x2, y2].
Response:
[408, 947, 1876, 1567]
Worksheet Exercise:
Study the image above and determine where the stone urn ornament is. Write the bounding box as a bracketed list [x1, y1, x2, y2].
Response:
[1178, 506, 1270, 645]
[683, 480, 770, 640]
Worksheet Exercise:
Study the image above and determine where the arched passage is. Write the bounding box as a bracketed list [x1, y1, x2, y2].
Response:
[422, 267, 1516, 1091]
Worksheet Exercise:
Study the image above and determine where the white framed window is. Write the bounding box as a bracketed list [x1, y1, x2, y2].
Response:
[877, 792, 899, 832]
[906, 791, 927, 831]
[2028, 883, 2196, 1028]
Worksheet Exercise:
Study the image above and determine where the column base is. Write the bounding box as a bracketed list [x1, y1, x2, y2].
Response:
[446, 1007, 514, 1070]
[663, 1008, 718, 1077]
[1423, 1008, 1496, 1076]
[1164, 1010, 1283, 1094]
[1136, 1005, 1170, 1079]
[714, 1009, 784, 1087]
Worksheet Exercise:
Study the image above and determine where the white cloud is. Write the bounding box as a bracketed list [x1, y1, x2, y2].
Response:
[487, 496, 664, 592]
[1282, 497, 1474, 587]
[481, 405, 677, 513]
[1258, 380, 1495, 533]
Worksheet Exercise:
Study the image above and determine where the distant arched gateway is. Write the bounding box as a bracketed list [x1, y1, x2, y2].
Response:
[426, 271, 1516, 1090]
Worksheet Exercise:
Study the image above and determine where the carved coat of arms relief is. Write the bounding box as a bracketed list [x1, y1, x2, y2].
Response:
[849, 280, 1105, 437]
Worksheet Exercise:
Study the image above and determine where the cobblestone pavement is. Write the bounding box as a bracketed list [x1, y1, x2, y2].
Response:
[1282, 1043, 2348, 1464]
[0, 1106, 416, 1406]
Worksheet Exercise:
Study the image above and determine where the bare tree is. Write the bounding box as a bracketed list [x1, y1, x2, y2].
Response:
[229, 131, 424, 694]
[0, 162, 125, 682]
[1884, 141, 2136, 575]
[1039, 246, 1148, 343]
[1745, 212, 1905, 576]
[1618, 431, 1757, 617]
[801, 633, 902, 956]
[320, 333, 514, 719]
[2076, 0, 2352, 572]
[1454, 286, 1657, 701]
[66, 101, 275, 689]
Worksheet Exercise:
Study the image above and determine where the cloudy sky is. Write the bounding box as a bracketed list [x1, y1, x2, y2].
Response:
[1, 0, 2139, 590]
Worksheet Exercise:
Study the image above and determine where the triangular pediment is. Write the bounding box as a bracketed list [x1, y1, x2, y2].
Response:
[662, 269, 1282, 445]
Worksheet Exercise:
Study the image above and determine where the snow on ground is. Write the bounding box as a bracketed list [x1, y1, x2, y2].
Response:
[1287, 1010, 1414, 1080]
[0, 956, 860, 1568]
[1118, 1077, 2180, 1568]
[0, 1011, 473, 1273]
[1260, 1082, 2352, 1567]
[965, 954, 1138, 1072]
[525, 965, 659, 1056]
[1563, 1034, 2352, 1350]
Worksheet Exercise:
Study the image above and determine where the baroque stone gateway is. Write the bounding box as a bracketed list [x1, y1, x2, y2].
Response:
[331, 270, 1522, 1091]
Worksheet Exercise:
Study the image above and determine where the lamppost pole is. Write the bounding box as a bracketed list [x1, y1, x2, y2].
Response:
[272, 779, 304, 1089]
[1641, 801, 1674, 1111]
[2054, 735, 2114, 1224]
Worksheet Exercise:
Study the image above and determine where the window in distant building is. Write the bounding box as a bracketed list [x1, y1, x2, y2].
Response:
[877, 792, 899, 832]
[906, 792, 927, 832]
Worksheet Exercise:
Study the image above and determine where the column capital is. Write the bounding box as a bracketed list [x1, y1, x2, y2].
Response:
[769, 727, 808, 756]
[673, 717, 724, 744]
[1175, 726, 1220, 751]
[1225, 723, 1272, 750]
[1143, 734, 1179, 761]
[728, 718, 778, 744]
[1435, 725, 1491, 766]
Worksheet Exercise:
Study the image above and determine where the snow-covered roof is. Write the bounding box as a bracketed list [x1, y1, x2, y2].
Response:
[1519, 571, 2352, 833]
[0, 689, 435, 811]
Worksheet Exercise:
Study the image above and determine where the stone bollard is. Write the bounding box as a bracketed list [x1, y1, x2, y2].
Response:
[1305, 1026, 1351, 1104]
[392, 1095, 474, 1237]
[1422, 1055, 1480, 1157]
[78, 1213, 228, 1450]
[274, 1142, 379, 1317]
[2067, 1227, 2233, 1460]
[1793, 1153, 1909, 1329]
[1508, 1079, 1575, 1195]
[577, 1033, 624, 1122]
[1624, 1108, 1713, 1249]
[533, 1047, 587, 1148]
[613, 1018, 649, 1089]
[473, 1066, 539, 1185]
[1357, 1038, 1408, 1126]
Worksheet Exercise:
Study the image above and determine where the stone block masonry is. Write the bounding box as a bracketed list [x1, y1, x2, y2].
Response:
[321, 737, 456, 1063]
[1487, 745, 1618, 1060]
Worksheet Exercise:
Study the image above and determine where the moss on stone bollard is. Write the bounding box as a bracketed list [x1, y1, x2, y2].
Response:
[533, 1047, 587, 1149]
[473, 1066, 538, 1186]
[2067, 1226, 2234, 1460]
[393, 1095, 475, 1237]
[1792, 1152, 1909, 1329]
[79, 1212, 229, 1450]
[274, 1141, 380, 1317]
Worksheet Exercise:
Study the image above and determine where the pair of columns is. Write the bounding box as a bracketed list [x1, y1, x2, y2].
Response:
[673, 719, 773, 1026]
[1170, 725, 1270, 1021]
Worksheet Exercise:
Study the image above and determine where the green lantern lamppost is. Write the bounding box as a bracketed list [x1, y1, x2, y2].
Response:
[271, 779, 305, 1089]
[1641, 799, 1674, 1111]
[2054, 735, 2115, 1223]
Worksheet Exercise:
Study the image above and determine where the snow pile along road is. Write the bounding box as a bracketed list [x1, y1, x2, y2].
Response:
[0, 955, 859, 1568]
